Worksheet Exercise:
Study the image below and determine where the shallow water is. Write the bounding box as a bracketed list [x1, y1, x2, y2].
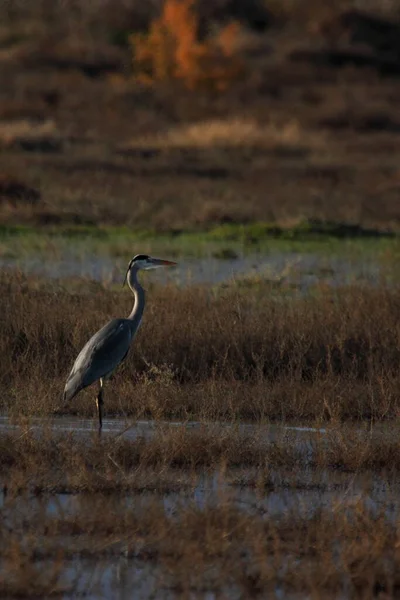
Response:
[1, 414, 397, 517]
[0, 250, 385, 289]
[0, 414, 327, 440]
[1, 415, 399, 599]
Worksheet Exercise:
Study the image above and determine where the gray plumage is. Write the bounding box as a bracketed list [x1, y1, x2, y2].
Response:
[63, 318, 135, 403]
[63, 254, 176, 432]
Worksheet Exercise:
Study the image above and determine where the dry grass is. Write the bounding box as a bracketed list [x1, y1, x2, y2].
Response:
[2, 422, 400, 496]
[2, 270, 400, 422]
[3, 424, 400, 503]
[0, 426, 301, 496]
[123, 116, 327, 151]
[0, 118, 59, 146]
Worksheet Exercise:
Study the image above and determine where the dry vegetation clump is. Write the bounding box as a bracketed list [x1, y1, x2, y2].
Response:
[313, 427, 400, 472]
[2, 423, 400, 499]
[2, 271, 400, 421]
[0, 548, 68, 599]
[0, 118, 61, 152]
[130, 0, 244, 91]
[0, 425, 302, 496]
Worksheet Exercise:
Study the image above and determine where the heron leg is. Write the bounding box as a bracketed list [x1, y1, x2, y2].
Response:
[96, 378, 104, 434]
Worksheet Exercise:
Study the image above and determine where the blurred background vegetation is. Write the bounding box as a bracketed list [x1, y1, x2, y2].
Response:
[1, 0, 400, 232]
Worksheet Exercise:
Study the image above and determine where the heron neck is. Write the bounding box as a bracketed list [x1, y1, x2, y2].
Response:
[127, 267, 145, 326]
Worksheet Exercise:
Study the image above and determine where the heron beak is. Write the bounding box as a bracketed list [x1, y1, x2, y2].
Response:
[159, 259, 177, 266]
[150, 258, 177, 268]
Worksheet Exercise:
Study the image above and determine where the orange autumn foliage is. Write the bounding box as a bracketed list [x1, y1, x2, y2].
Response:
[130, 0, 244, 91]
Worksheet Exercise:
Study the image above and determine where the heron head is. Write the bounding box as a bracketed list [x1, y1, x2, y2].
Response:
[123, 254, 177, 285]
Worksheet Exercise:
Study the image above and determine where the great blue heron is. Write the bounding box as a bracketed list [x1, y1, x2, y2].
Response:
[63, 254, 176, 432]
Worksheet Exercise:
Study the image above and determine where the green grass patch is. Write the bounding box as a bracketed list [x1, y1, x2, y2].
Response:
[1, 220, 400, 265]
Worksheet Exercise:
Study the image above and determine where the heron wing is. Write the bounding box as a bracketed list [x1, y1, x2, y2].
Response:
[64, 319, 132, 401]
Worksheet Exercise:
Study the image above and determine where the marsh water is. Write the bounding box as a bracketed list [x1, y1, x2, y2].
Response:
[1, 415, 399, 598]
[1, 415, 397, 515]
[0, 249, 388, 289]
